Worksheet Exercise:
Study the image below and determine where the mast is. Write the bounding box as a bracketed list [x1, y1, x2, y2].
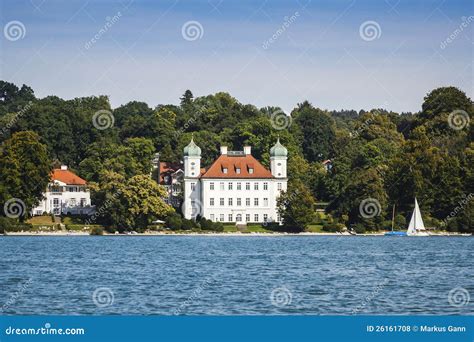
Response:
[391, 204, 395, 232]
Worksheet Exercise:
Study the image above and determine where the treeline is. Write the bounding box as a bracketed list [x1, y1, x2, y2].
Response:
[0, 81, 472, 232]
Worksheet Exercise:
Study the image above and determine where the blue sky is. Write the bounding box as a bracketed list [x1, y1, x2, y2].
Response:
[0, 0, 472, 113]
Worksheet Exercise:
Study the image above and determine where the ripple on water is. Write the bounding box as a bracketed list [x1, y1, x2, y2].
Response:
[0, 236, 472, 315]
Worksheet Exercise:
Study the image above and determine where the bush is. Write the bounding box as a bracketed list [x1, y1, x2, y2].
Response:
[90, 226, 104, 235]
[322, 223, 344, 232]
[213, 221, 224, 232]
[165, 213, 182, 230]
[0, 217, 32, 233]
[353, 224, 366, 234]
[181, 219, 194, 230]
[199, 218, 214, 230]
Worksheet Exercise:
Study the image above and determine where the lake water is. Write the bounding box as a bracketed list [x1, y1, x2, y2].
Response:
[0, 236, 472, 315]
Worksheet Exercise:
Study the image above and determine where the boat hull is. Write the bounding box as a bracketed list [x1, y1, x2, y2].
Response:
[384, 231, 408, 236]
[407, 232, 430, 237]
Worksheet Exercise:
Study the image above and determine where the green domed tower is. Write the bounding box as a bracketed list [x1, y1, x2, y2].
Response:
[183, 137, 202, 157]
[270, 138, 287, 178]
[183, 137, 201, 178]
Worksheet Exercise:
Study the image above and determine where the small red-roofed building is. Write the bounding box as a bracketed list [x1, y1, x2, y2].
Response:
[181, 138, 288, 224]
[31, 165, 95, 216]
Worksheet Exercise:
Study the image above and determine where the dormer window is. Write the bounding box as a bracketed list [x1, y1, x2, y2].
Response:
[236, 168, 241, 174]
[249, 168, 254, 174]
[223, 168, 228, 174]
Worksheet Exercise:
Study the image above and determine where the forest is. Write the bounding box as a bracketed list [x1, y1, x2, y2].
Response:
[0, 80, 472, 233]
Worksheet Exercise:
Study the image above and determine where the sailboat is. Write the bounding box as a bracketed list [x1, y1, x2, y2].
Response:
[384, 204, 407, 236]
[406, 198, 430, 237]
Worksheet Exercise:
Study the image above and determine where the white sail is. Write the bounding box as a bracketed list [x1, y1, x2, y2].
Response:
[407, 198, 428, 236]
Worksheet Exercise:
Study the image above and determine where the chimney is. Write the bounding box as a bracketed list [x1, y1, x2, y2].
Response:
[60, 165, 68, 170]
[220, 146, 228, 155]
[243, 146, 251, 155]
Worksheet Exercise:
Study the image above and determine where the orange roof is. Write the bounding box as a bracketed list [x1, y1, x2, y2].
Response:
[201, 154, 273, 179]
[159, 162, 182, 183]
[51, 169, 87, 185]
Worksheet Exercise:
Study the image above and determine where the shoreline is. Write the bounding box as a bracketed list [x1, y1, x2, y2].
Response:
[1, 231, 471, 237]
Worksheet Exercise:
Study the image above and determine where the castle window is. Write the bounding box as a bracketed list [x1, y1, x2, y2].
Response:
[228, 182, 233, 190]
[228, 198, 233, 206]
[277, 182, 282, 191]
[246, 214, 250, 222]
[220, 182, 224, 190]
[263, 198, 268, 206]
[263, 214, 268, 222]
[236, 214, 242, 222]
[254, 183, 258, 190]
[237, 198, 242, 206]
[254, 214, 259, 222]
[254, 198, 259, 206]
[237, 182, 242, 190]
[245, 182, 250, 190]
[263, 182, 268, 190]
[246, 198, 250, 206]
[210, 182, 214, 190]
[228, 214, 233, 222]
[210, 214, 215, 221]
[210, 198, 215, 206]
[220, 214, 224, 222]
[220, 198, 224, 206]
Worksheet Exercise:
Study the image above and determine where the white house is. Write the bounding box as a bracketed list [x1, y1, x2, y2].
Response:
[31, 165, 94, 216]
[182, 138, 288, 224]
[151, 152, 184, 208]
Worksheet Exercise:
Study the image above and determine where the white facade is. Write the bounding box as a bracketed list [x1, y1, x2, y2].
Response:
[182, 140, 288, 224]
[31, 166, 94, 216]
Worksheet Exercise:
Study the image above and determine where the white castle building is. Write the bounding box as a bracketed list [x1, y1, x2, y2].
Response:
[182, 138, 288, 224]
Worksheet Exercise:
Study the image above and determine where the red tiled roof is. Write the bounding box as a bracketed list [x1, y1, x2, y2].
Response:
[159, 162, 182, 183]
[201, 154, 273, 179]
[51, 169, 87, 185]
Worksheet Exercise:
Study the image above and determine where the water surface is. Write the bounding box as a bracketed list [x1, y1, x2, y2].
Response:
[0, 236, 472, 315]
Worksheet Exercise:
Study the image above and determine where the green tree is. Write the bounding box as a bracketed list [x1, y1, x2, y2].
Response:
[0, 131, 51, 220]
[105, 175, 173, 231]
[292, 102, 336, 162]
[277, 180, 316, 232]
